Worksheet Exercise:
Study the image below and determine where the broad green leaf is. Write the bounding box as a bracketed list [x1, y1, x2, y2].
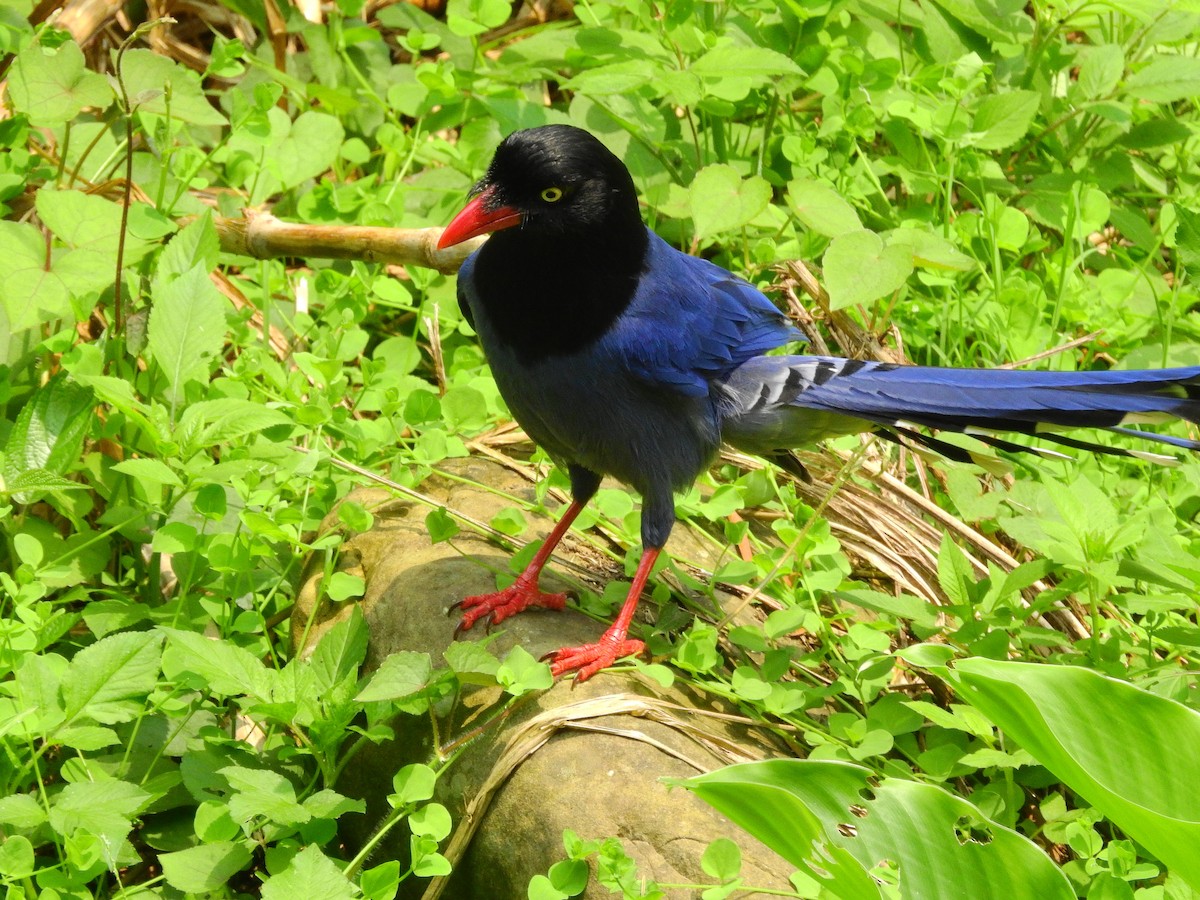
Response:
[823, 230, 913, 309]
[159, 841, 254, 893]
[6, 40, 111, 126]
[1125, 54, 1200, 103]
[356, 650, 434, 702]
[261, 844, 356, 900]
[0, 834, 34, 878]
[689, 165, 771, 240]
[158, 211, 220, 281]
[0, 794, 48, 830]
[309, 606, 369, 693]
[787, 179, 862, 238]
[2, 374, 93, 503]
[886, 229, 975, 271]
[37, 188, 150, 295]
[148, 263, 227, 403]
[48, 780, 152, 869]
[1076, 44, 1125, 100]
[682, 759, 1073, 899]
[445, 0, 511, 37]
[273, 110, 345, 190]
[62, 630, 164, 725]
[968, 91, 1040, 150]
[391, 763, 437, 806]
[0, 220, 72, 331]
[220, 766, 310, 826]
[119, 49, 228, 125]
[497, 645, 553, 695]
[111, 457, 184, 488]
[690, 45, 803, 101]
[161, 627, 271, 699]
[949, 659, 1200, 891]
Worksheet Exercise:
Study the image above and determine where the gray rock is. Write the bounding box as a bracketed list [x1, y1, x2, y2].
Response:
[293, 459, 798, 900]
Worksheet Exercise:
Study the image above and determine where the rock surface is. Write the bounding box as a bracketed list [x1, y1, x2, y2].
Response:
[293, 458, 797, 900]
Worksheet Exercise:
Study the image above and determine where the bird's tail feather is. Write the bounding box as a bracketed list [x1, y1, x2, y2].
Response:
[719, 355, 1200, 462]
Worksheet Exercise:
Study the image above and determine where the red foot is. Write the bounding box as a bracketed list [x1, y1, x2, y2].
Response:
[544, 634, 646, 682]
[453, 577, 568, 634]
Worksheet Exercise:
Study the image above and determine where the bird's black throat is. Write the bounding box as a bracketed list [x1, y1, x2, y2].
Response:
[471, 222, 649, 365]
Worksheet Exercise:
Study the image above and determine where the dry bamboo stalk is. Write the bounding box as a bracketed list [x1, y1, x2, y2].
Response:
[210, 209, 481, 274]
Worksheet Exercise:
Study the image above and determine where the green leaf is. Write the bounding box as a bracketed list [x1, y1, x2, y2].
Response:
[823, 230, 913, 309]
[0, 220, 71, 331]
[0, 794, 48, 830]
[360, 860, 401, 900]
[391, 763, 437, 807]
[409, 802, 452, 840]
[700, 837, 741, 882]
[2, 374, 94, 502]
[220, 765, 310, 826]
[1125, 54, 1200, 103]
[968, 91, 1040, 150]
[160, 841, 254, 893]
[262, 844, 356, 900]
[497, 645, 553, 696]
[6, 40, 111, 126]
[48, 780, 152, 868]
[1076, 44, 1125, 101]
[37, 188, 147, 296]
[949, 659, 1200, 891]
[425, 507, 459, 543]
[937, 534, 976, 607]
[309, 606, 368, 693]
[356, 650, 433, 702]
[119, 49, 228, 125]
[325, 571, 365, 602]
[0, 834, 35, 878]
[148, 263, 227, 403]
[161, 627, 271, 699]
[682, 759, 1073, 899]
[273, 110, 345, 190]
[111, 457, 184, 488]
[62, 630, 163, 725]
[689, 165, 771, 240]
[787, 179, 862, 238]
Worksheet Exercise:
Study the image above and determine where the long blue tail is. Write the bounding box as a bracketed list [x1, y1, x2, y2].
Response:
[718, 356, 1200, 462]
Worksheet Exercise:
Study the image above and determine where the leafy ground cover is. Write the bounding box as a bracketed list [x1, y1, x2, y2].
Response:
[3, 0, 1200, 896]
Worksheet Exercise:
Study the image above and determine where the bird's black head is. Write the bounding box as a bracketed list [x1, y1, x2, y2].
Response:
[438, 125, 643, 247]
[439, 126, 651, 362]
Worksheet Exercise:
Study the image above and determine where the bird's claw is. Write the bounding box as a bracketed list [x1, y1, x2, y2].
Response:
[451, 580, 569, 634]
[543, 636, 646, 682]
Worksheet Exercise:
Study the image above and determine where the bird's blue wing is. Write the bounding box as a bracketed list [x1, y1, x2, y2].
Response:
[602, 232, 804, 397]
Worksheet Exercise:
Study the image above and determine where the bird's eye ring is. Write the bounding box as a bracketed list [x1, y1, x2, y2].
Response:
[540, 186, 564, 203]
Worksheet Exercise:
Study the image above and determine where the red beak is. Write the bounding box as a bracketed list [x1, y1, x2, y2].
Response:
[437, 189, 523, 249]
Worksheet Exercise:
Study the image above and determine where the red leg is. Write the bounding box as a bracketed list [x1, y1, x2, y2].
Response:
[454, 500, 587, 633]
[545, 547, 661, 682]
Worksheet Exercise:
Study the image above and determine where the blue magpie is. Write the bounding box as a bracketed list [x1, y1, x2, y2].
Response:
[438, 124, 1200, 680]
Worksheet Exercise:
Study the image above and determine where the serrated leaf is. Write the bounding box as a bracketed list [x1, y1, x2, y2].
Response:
[148, 264, 227, 403]
[6, 40, 111, 126]
[309, 606, 368, 693]
[823, 230, 913, 309]
[261, 844, 356, 900]
[1125, 54, 1200, 103]
[356, 651, 433, 702]
[160, 628, 271, 700]
[689, 165, 771, 240]
[968, 90, 1040, 150]
[0, 794, 48, 830]
[3, 374, 94, 503]
[62, 630, 164, 725]
[220, 766, 310, 827]
[48, 780, 152, 869]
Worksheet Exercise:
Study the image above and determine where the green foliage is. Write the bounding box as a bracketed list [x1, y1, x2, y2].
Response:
[4, 0, 1200, 896]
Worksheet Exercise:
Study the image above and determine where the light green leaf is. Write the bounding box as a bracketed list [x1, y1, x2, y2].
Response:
[161, 627, 271, 699]
[261, 845, 356, 900]
[0, 834, 35, 878]
[968, 91, 1041, 150]
[886, 229, 975, 271]
[220, 766, 310, 827]
[48, 780, 152, 869]
[119, 49, 227, 125]
[62, 630, 163, 725]
[356, 651, 433, 703]
[0, 221, 72, 331]
[148, 263, 227, 403]
[309, 606, 369, 693]
[1125, 54, 1200, 103]
[6, 40, 111, 125]
[160, 841, 254, 893]
[689, 165, 771, 240]
[273, 110, 345, 190]
[823, 230, 913, 309]
[787, 179, 862, 238]
[682, 759, 1073, 899]
[1076, 44, 1125, 100]
[111, 457, 184, 488]
[0, 794, 48, 830]
[950, 659, 1200, 891]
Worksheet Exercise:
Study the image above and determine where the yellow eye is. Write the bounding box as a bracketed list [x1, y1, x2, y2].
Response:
[540, 186, 564, 203]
